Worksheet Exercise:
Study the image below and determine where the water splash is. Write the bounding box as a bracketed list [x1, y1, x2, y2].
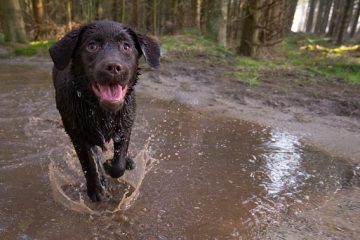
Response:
[48, 144, 157, 215]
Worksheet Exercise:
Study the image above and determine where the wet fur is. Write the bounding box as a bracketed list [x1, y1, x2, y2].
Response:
[49, 20, 160, 201]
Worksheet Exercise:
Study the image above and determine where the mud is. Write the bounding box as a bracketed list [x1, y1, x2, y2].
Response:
[139, 57, 360, 164]
[0, 59, 359, 239]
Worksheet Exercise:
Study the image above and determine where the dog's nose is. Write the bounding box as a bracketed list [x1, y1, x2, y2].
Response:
[105, 63, 122, 75]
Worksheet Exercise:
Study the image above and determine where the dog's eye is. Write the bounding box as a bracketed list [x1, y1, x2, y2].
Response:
[122, 42, 131, 51]
[86, 42, 99, 52]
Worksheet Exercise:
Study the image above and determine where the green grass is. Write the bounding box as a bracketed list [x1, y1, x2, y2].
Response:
[160, 31, 359, 85]
[161, 32, 360, 84]
[161, 30, 231, 58]
[231, 57, 276, 85]
[13, 40, 55, 57]
[281, 34, 360, 84]
[161, 31, 269, 85]
[233, 70, 259, 85]
[310, 64, 360, 84]
[0, 33, 5, 44]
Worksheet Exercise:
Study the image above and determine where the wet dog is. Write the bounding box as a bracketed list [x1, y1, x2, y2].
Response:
[49, 20, 160, 201]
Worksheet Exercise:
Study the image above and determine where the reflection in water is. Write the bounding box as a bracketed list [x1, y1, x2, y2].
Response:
[263, 131, 306, 196]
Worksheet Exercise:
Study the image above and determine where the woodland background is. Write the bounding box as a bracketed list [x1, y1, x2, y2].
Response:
[0, 0, 359, 57]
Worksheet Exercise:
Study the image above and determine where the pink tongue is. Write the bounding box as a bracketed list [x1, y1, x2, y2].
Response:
[98, 84, 125, 102]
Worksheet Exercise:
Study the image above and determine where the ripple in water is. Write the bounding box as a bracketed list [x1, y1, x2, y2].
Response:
[48, 144, 157, 215]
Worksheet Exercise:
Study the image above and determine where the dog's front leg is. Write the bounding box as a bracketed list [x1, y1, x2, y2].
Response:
[72, 139, 105, 202]
[103, 130, 135, 178]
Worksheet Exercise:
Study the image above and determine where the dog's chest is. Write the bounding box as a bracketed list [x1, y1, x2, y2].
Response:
[89, 108, 120, 140]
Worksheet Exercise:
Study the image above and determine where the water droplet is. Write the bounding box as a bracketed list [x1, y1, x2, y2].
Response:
[77, 90, 82, 98]
[114, 135, 121, 142]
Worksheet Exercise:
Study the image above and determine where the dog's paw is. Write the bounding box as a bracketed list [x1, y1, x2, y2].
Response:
[87, 183, 105, 202]
[126, 157, 135, 170]
[103, 159, 126, 178]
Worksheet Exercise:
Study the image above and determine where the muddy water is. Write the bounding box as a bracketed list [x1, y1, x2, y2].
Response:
[0, 62, 356, 240]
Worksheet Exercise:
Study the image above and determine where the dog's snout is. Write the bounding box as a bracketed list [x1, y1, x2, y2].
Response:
[105, 62, 122, 75]
[96, 60, 129, 84]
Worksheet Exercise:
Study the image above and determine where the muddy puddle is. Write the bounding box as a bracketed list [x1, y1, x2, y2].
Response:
[0, 62, 358, 239]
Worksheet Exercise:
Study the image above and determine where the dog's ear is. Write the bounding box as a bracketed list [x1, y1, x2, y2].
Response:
[130, 30, 160, 69]
[138, 34, 160, 69]
[49, 29, 80, 70]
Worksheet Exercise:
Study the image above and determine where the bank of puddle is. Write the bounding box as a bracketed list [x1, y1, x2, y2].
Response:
[0, 63, 357, 239]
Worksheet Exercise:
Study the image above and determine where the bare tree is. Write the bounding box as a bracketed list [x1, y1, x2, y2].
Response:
[285, 0, 298, 34]
[328, 0, 342, 37]
[65, 0, 72, 30]
[337, 0, 353, 44]
[132, 0, 139, 27]
[349, 0, 360, 37]
[196, 0, 202, 30]
[314, 0, 326, 34]
[319, 0, 333, 34]
[306, 0, 317, 33]
[217, 0, 228, 47]
[31, 0, 44, 39]
[0, 0, 27, 43]
[238, 0, 263, 56]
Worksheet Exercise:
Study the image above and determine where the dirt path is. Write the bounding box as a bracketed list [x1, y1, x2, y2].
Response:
[263, 186, 360, 239]
[137, 57, 360, 239]
[138, 57, 360, 165]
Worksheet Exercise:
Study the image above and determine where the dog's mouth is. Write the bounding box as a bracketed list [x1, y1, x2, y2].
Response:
[92, 82, 128, 110]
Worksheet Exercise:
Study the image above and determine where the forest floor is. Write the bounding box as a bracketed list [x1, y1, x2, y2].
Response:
[141, 33, 360, 239]
[152, 32, 360, 163]
[1, 32, 360, 239]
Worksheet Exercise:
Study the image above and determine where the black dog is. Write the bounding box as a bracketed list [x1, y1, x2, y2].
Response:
[49, 20, 160, 202]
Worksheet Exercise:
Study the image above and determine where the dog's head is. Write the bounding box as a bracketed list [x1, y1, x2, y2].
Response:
[49, 20, 160, 112]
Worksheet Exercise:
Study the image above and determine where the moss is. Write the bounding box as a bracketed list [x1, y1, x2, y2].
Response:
[13, 40, 55, 57]
[233, 71, 259, 85]
[160, 30, 231, 57]
[236, 56, 275, 70]
[280, 34, 360, 84]
[0, 33, 5, 44]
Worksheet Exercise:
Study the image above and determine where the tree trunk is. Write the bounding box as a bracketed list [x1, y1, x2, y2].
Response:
[200, 0, 208, 32]
[349, 0, 360, 37]
[285, 0, 298, 34]
[336, 0, 353, 44]
[202, 0, 218, 36]
[327, 0, 341, 36]
[145, 0, 152, 31]
[217, 0, 228, 47]
[196, 0, 202, 30]
[306, 0, 317, 33]
[332, 0, 355, 40]
[121, 0, 126, 22]
[319, 0, 333, 34]
[95, 0, 103, 20]
[31, 0, 43, 24]
[112, 0, 119, 21]
[314, 0, 326, 34]
[238, 0, 262, 56]
[153, 0, 157, 34]
[235, 0, 246, 47]
[31, 0, 44, 40]
[132, 0, 139, 27]
[65, 0, 72, 31]
[270, 0, 285, 41]
[227, 0, 239, 46]
[0, 0, 27, 43]
[81, 0, 96, 22]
